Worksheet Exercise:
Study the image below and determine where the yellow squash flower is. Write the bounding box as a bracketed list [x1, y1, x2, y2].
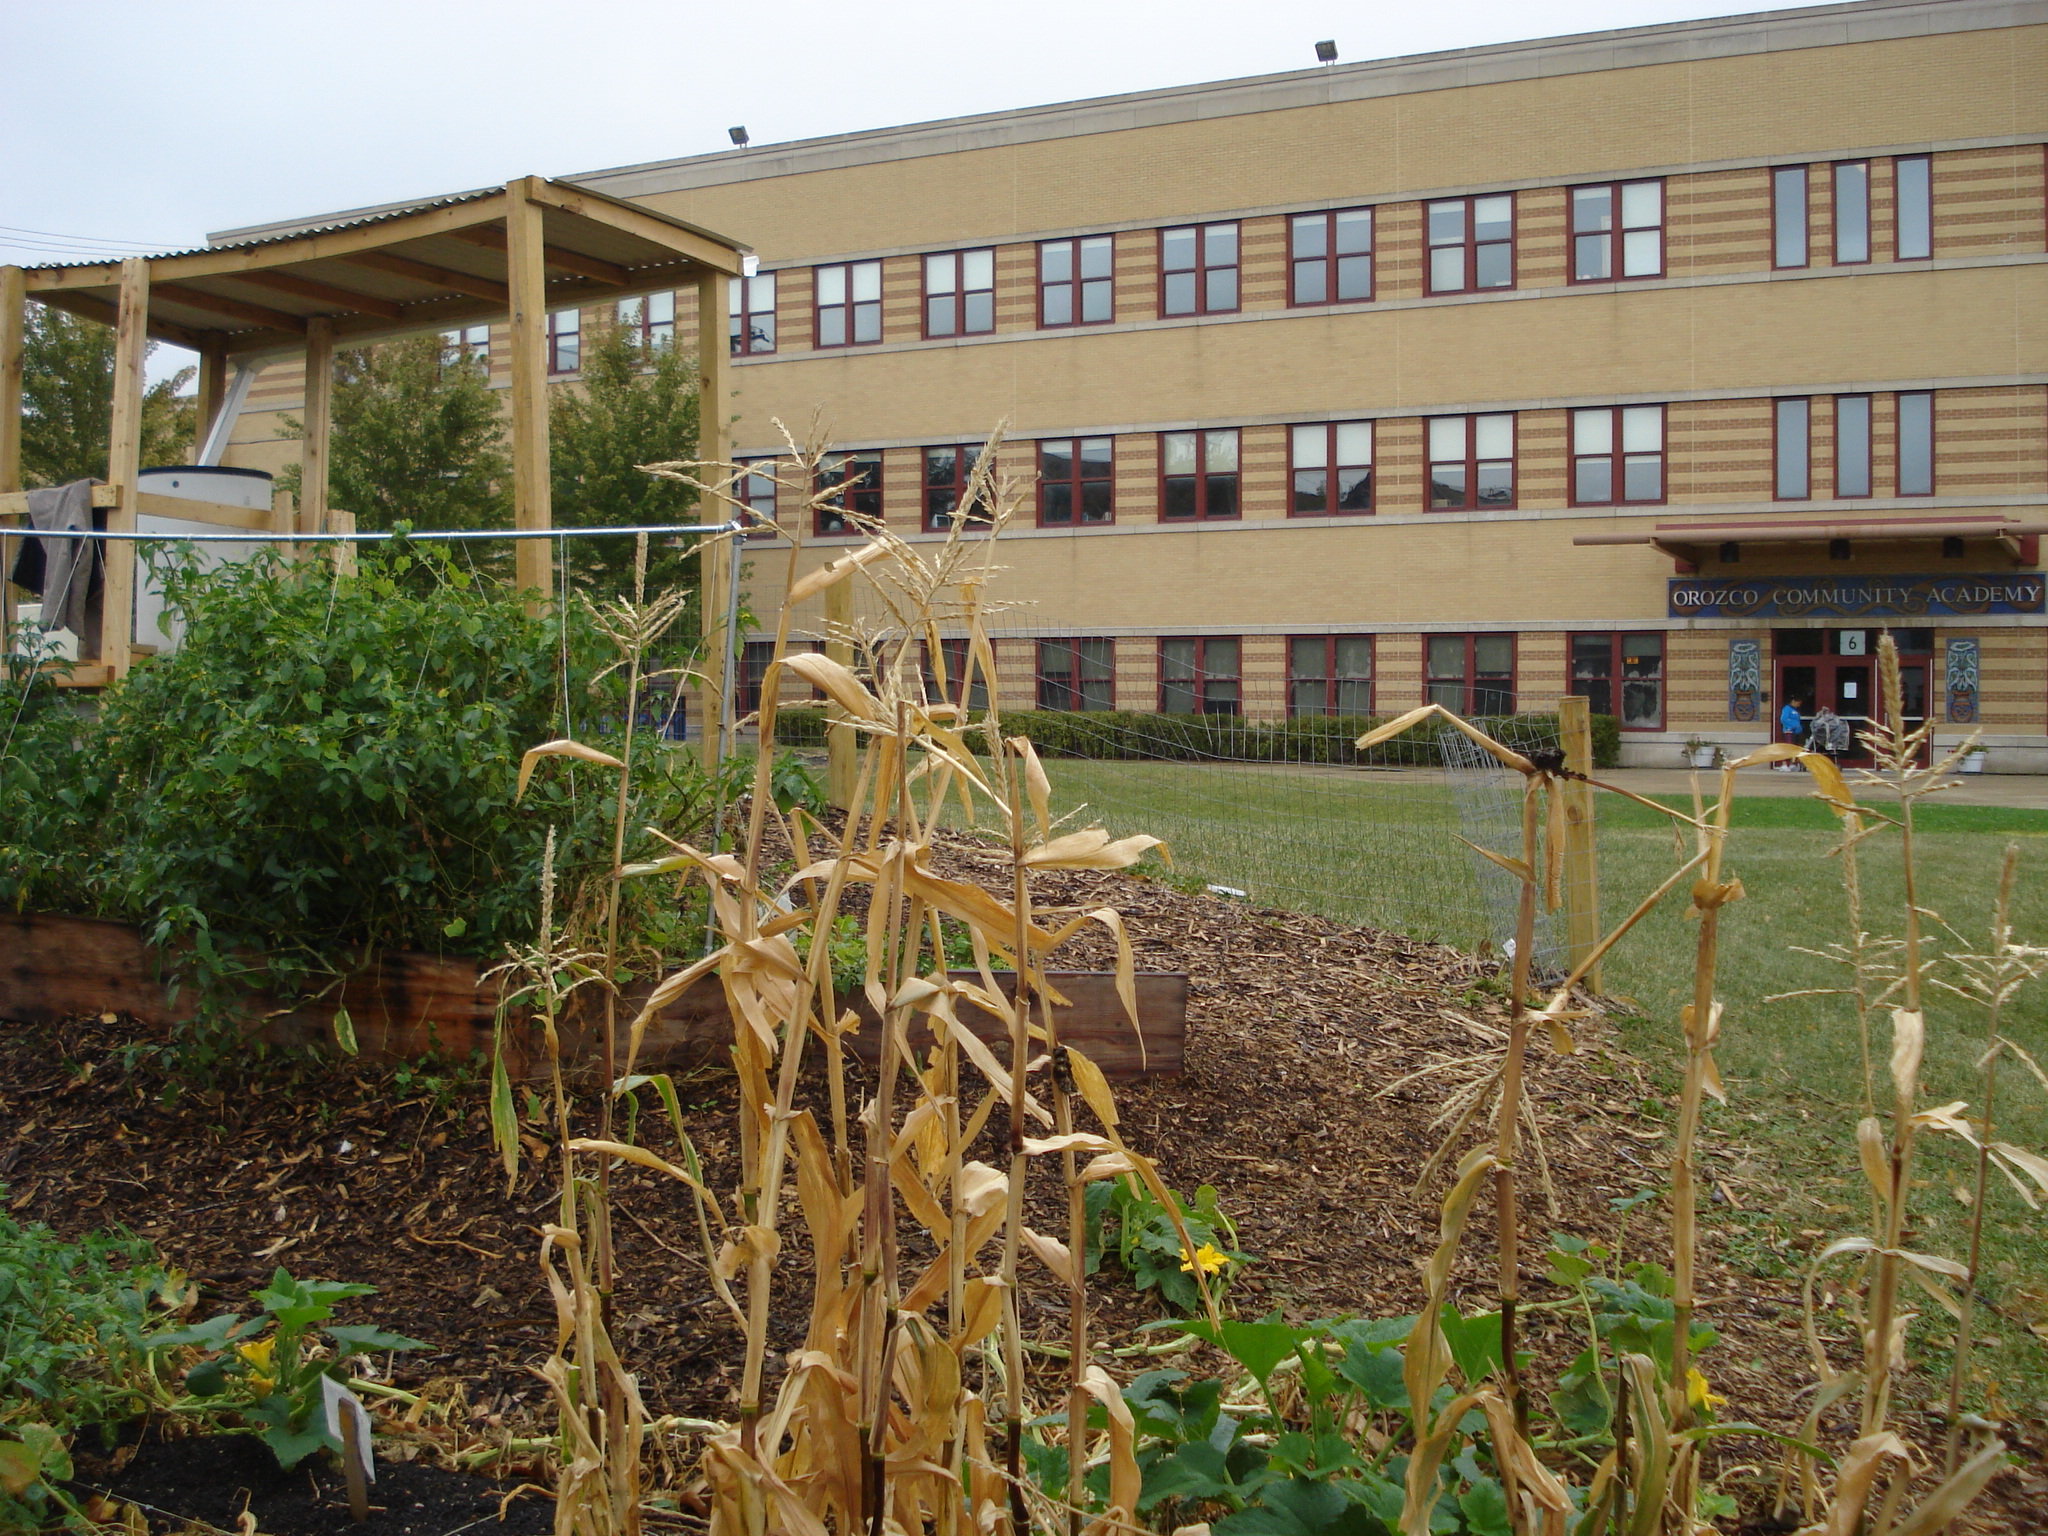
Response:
[237, 1337, 278, 1397]
[1686, 1368, 1726, 1411]
[1180, 1243, 1230, 1276]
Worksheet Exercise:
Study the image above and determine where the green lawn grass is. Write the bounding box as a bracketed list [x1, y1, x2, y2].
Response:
[956, 757, 2048, 1414]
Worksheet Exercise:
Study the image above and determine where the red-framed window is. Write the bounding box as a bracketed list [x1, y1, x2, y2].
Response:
[738, 638, 825, 717]
[1571, 406, 1665, 505]
[1289, 421, 1373, 515]
[1038, 437, 1114, 526]
[924, 250, 995, 338]
[815, 451, 881, 536]
[729, 273, 777, 354]
[1426, 634, 1515, 715]
[923, 442, 989, 532]
[1774, 398, 1811, 500]
[1289, 209, 1373, 305]
[922, 637, 988, 712]
[1569, 633, 1664, 729]
[547, 308, 581, 374]
[1570, 181, 1663, 282]
[617, 291, 675, 350]
[1772, 166, 1810, 269]
[1288, 636, 1374, 717]
[440, 323, 489, 372]
[815, 261, 882, 347]
[1426, 195, 1513, 294]
[737, 458, 780, 539]
[1160, 430, 1239, 520]
[1897, 391, 1935, 496]
[1895, 156, 1933, 261]
[1428, 414, 1515, 510]
[1160, 637, 1240, 716]
[1833, 161, 1871, 264]
[1835, 395, 1873, 498]
[1040, 236, 1113, 327]
[1161, 222, 1239, 316]
[1036, 638, 1115, 711]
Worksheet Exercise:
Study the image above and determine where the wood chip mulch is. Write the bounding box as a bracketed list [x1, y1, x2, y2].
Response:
[2, 831, 2040, 1529]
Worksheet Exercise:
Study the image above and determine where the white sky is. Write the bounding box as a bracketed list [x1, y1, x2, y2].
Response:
[4, 0, 1845, 385]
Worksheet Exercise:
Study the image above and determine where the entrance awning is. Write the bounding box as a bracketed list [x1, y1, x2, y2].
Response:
[1576, 511, 2046, 569]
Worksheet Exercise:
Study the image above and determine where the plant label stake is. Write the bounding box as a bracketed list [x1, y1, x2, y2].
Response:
[320, 1375, 374, 1520]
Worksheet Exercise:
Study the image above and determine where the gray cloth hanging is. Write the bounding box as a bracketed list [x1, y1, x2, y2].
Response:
[11, 479, 102, 659]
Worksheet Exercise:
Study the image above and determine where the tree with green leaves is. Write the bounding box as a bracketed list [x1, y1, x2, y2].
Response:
[548, 313, 703, 601]
[18, 303, 196, 486]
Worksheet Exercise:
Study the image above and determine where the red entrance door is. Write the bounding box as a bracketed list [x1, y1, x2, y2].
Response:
[1775, 653, 1928, 765]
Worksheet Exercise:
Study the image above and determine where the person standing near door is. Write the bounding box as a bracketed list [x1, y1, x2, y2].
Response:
[1778, 694, 1806, 770]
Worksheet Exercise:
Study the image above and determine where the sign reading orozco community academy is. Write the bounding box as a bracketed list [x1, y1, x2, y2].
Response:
[1668, 573, 2046, 619]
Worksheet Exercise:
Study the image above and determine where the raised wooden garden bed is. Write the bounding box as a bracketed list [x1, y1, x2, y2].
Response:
[0, 913, 1185, 1080]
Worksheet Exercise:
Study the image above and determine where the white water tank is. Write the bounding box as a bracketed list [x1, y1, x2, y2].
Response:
[133, 466, 273, 655]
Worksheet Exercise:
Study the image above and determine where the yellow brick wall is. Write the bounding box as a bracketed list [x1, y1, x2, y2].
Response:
[1936, 145, 2048, 257]
[1668, 169, 1772, 277]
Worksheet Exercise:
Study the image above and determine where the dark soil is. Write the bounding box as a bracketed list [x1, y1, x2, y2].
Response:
[4, 829, 2041, 1529]
[70, 1429, 550, 1536]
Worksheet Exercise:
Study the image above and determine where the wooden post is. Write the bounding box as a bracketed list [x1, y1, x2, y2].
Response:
[271, 485, 296, 561]
[300, 318, 333, 535]
[825, 573, 857, 812]
[1557, 694, 1600, 992]
[191, 339, 228, 463]
[330, 508, 358, 577]
[505, 178, 553, 608]
[1, 267, 24, 646]
[695, 266, 731, 771]
[101, 258, 150, 677]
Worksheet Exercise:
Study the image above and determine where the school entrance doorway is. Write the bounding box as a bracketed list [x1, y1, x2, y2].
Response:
[1773, 628, 1932, 765]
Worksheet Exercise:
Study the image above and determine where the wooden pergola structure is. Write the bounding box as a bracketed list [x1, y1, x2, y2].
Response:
[0, 175, 748, 703]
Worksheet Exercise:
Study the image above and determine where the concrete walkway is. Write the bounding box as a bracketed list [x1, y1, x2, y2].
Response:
[1598, 766, 2048, 809]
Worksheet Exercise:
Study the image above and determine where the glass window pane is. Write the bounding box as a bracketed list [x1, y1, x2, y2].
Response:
[1427, 635, 1466, 677]
[1291, 680, 1325, 714]
[617, 298, 642, 326]
[1572, 186, 1612, 234]
[1079, 438, 1114, 477]
[1334, 636, 1372, 676]
[1572, 634, 1611, 674]
[1041, 441, 1073, 480]
[1291, 214, 1326, 258]
[1080, 482, 1113, 522]
[1042, 484, 1074, 523]
[925, 253, 955, 293]
[1161, 227, 1197, 271]
[1334, 422, 1371, 465]
[1474, 635, 1512, 674]
[964, 292, 993, 331]
[852, 304, 880, 344]
[1431, 466, 1466, 507]
[1834, 163, 1870, 262]
[1205, 638, 1239, 675]
[728, 279, 743, 316]
[1430, 247, 1465, 291]
[1203, 431, 1237, 472]
[1623, 456, 1662, 501]
[1042, 286, 1072, 326]
[1622, 679, 1661, 727]
[1837, 396, 1872, 496]
[1574, 409, 1613, 456]
[1897, 392, 1933, 494]
[1475, 461, 1514, 505]
[1164, 272, 1197, 314]
[1472, 196, 1512, 240]
[1895, 157, 1931, 259]
[1334, 209, 1372, 253]
[1335, 254, 1372, 301]
[1079, 639, 1114, 677]
[1620, 181, 1661, 228]
[1162, 639, 1197, 678]
[649, 291, 675, 323]
[1427, 201, 1465, 244]
[1205, 223, 1238, 266]
[1079, 279, 1113, 323]
[1293, 468, 1327, 512]
[817, 266, 846, 305]
[1776, 399, 1810, 498]
[1428, 417, 1466, 462]
[1576, 459, 1613, 503]
[1294, 260, 1328, 305]
[1162, 432, 1197, 475]
[1774, 167, 1808, 266]
[1473, 414, 1513, 459]
[750, 274, 775, 312]
[1291, 424, 1324, 468]
[851, 262, 881, 301]
[1206, 268, 1237, 310]
[927, 295, 955, 335]
[1622, 634, 1663, 670]
[1041, 242, 1072, 282]
[962, 249, 994, 288]
[1622, 228, 1661, 275]
[1078, 236, 1114, 278]
[1427, 682, 1464, 710]
[1163, 477, 1197, 518]
[1335, 468, 1372, 510]
[1575, 233, 1611, 282]
[1204, 474, 1238, 518]
[1475, 242, 1512, 288]
[1620, 406, 1662, 452]
[1290, 637, 1324, 678]
[926, 446, 957, 485]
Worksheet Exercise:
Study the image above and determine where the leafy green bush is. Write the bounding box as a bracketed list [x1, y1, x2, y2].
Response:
[1084, 1178, 1249, 1313]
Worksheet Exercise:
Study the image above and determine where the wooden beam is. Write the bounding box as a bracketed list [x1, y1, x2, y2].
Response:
[26, 290, 213, 353]
[191, 340, 228, 461]
[505, 178, 552, 606]
[340, 251, 509, 304]
[1557, 694, 1600, 991]
[696, 265, 732, 771]
[301, 318, 334, 535]
[447, 225, 630, 286]
[526, 180, 747, 276]
[153, 282, 309, 335]
[102, 258, 149, 679]
[1, 266, 22, 647]
[230, 269, 404, 321]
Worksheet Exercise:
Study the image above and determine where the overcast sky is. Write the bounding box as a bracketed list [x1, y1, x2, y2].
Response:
[5, 0, 1842, 382]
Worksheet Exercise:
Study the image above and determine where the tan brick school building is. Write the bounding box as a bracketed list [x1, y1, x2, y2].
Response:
[209, 0, 2048, 767]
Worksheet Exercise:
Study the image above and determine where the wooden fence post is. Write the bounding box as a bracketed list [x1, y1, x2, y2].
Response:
[1557, 694, 1600, 991]
[1, 266, 23, 648]
[825, 573, 856, 812]
[101, 258, 150, 677]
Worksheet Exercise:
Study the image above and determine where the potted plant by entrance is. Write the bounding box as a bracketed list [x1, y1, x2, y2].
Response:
[1960, 746, 1988, 774]
[1682, 734, 1717, 769]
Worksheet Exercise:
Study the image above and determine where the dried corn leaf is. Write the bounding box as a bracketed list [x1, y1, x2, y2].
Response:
[1454, 835, 1534, 884]
[1882, 1440, 2007, 1536]
[515, 738, 625, 802]
[1990, 1141, 2048, 1205]
[1818, 1432, 1910, 1536]
[1729, 742, 1806, 769]
[782, 652, 881, 721]
[1066, 1044, 1121, 1130]
[1857, 1117, 1893, 1204]
[1020, 1227, 1076, 1286]
[1021, 828, 1166, 870]
[1011, 735, 1052, 843]
[1797, 751, 1856, 814]
[1890, 1008, 1926, 1099]
[786, 539, 888, 604]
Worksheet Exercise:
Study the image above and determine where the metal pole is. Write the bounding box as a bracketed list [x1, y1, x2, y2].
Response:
[0, 523, 738, 544]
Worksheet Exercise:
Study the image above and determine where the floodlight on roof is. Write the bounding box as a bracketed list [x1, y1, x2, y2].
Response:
[1314, 39, 1338, 63]
[728, 126, 750, 147]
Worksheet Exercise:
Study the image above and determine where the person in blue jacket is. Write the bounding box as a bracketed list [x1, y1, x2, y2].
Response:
[1778, 695, 1806, 769]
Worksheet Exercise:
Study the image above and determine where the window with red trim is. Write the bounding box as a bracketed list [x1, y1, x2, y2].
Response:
[1571, 407, 1664, 505]
[616, 291, 675, 350]
[1773, 166, 1810, 269]
[1428, 415, 1515, 510]
[1570, 633, 1664, 729]
[547, 308, 581, 373]
[1036, 639, 1115, 711]
[814, 452, 881, 535]
[1289, 422, 1372, 515]
[1290, 209, 1373, 305]
[1161, 223, 1238, 316]
[1775, 399, 1811, 500]
[1835, 396, 1873, 498]
[738, 458, 780, 539]
[815, 261, 881, 347]
[1160, 637, 1239, 715]
[1833, 162, 1871, 264]
[1426, 195, 1513, 294]
[923, 443, 989, 531]
[924, 250, 994, 338]
[440, 324, 489, 372]
[1288, 636, 1373, 717]
[1426, 634, 1515, 715]
[1897, 392, 1935, 496]
[1161, 430, 1238, 520]
[729, 273, 776, 354]
[922, 637, 987, 712]
[738, 639, 824, 718]
[1570, 182, 1663, 281]
[1039, 237, 1113, 327]
[1895, 157, 1932, 260]
[1038, 438, 1113, 526]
